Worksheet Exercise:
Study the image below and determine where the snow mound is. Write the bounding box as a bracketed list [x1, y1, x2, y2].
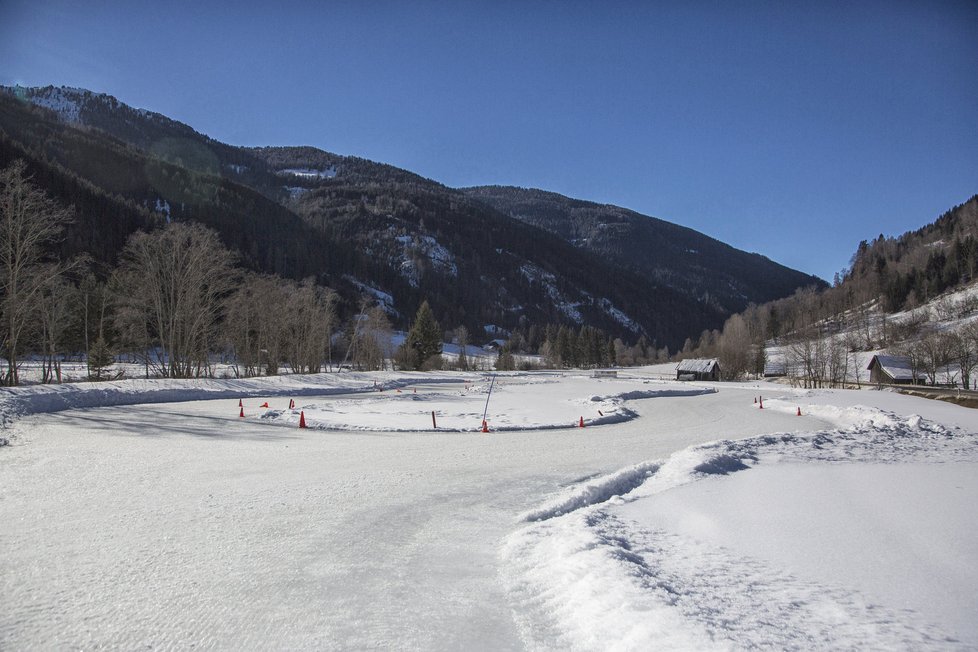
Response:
[0, 372, 460, 427]
[521, 461, 661, 522]
[505, 509, 959, 651]
[599, 388, 716, 402]
[502, 403, 978, 649]
[252, 377, 711, 433]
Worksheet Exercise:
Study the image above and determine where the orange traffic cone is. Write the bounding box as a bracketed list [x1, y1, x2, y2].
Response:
[289, 398, 295, 409]
[579, 416, 585, 428]
[754, 397, 757, 404]
[797, 407, 802, 416]
[481, 420, 488, 433]
[299, 411, 307, 429]
[239, 406, 245, 418]
[239, 398, 243, 407]
[260, 402, 269, 408]
[759, 398, 764, 409]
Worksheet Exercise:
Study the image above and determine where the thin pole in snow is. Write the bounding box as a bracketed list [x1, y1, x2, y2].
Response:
[482, 374, 496, 425]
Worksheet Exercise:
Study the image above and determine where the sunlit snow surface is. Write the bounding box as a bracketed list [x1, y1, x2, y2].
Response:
[1, 369, 976, 649]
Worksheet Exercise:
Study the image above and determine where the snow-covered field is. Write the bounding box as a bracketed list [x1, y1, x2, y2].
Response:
[1, 369, 975, 649]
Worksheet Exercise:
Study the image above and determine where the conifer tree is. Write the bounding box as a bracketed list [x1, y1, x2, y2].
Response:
[405, 300, 442, 369]
[88, 337, 114, 381]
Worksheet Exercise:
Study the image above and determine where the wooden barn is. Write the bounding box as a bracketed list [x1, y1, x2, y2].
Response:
[866, 354, 919, 385]
[676, 358, 721, 381]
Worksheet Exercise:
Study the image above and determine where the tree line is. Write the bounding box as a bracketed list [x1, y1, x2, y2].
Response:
[676, 196, 978, 386]
[0, 159, 649, 385]
[0, 159, 371, 384]
[1, 156, 734, 385]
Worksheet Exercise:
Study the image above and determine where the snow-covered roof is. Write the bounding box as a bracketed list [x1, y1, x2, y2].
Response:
[867, 354, 915, 381]
[677, 358, 719, 373]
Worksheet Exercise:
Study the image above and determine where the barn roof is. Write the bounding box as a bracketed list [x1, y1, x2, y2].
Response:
[677, 358, 719, 373]
[867, 354, 915, 381]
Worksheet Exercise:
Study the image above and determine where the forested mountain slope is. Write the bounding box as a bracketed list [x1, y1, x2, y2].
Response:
[0, 85, 824, 348]
[463, 185, 826, 314]
[845, 196, 978, 311]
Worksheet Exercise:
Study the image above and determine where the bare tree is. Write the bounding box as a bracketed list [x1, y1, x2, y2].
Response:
[455, 325, 470, 371]
[78, 273, 112, 374]
[224, 274, 289, 376]
[786, 326, 826, 388]
[826, 335, 849, 388]
[284, 280, 336, 374]
[342, 298, 372, 370]
[949, 331, 974, 390]
[843, 330, 863, 387]
[352, 306, 392, 371]
[0, 160, 74, 385]
[696, 329, 720, 359]
[36, 276, 77, 383]
[112, 222, 235, 378]
[718, 313, 751, 380]
[959, 320, 978, 390]
[916, 329, 956, 386]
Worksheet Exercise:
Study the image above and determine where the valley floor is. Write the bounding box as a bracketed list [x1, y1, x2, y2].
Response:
[0, 370, 975, 649]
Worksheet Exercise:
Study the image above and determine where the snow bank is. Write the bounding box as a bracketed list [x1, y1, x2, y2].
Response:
[0, 372, 715, 437]
[0, 371, 461, 427]
[520, 461, 661, 522]
[502, 510, 722, 651]
[503, 401, 978, 649]
[256, 377, 714, 433]
[632, 462, 978, 644]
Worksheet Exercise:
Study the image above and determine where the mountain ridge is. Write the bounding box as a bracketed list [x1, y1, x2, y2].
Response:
[0, 84, 824, 349]
[462, 185, 826, 314]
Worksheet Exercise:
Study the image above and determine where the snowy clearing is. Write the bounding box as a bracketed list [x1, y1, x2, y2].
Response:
[1, 369, 976, 649]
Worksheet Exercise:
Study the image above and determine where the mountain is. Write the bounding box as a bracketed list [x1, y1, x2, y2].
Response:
[0, 85, 823, 349]
[462, 186, 826, 315]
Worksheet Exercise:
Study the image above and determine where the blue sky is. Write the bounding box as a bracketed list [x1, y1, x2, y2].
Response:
[2, 1, 976, 281]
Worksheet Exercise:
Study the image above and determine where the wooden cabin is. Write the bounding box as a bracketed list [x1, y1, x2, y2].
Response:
[866, 354, 919, 385]
[676, 358, 721, 381]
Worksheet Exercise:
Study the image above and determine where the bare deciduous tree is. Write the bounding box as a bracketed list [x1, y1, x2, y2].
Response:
[0, 160, 74, 385]
[284, 280, 336, 374]
[718, 313, 751, 380]
[112, 222, 235, 378]
[786, 326, 826, 389]
[224, 274, 287, 376]
[959, 320, 978, 390]
[353, 306, 392, 371]
[949, 331, 974, 390]
[455, 326, 469, 371]
[825, 335, 847, 388]
[917, 329, 956, 386]
[36, 276, 77, 383]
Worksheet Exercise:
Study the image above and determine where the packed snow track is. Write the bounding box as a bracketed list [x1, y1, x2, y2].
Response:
[1, 369, 975, 650]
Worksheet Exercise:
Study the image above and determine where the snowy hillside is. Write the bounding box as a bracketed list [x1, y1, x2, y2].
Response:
[767, 280, 978, 387]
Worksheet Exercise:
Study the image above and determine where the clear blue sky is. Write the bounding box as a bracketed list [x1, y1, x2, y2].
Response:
[2, 1, 976, 281]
